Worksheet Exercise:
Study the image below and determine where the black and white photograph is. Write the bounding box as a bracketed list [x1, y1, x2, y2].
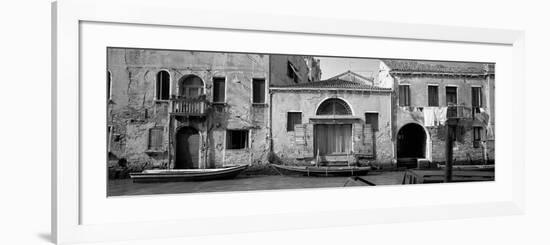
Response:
[106, 48, 495, 196]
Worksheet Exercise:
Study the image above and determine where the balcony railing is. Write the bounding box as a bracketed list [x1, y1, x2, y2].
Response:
[446, 105, 472, 119]
[170, 96, 210, 117]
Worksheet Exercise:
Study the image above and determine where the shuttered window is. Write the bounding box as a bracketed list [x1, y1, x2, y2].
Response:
[428, 85, 439, 106]
[446, 86, 457, 105]
[156, 71, 170, 100]
[252, 78, 265, 103]
[287, 112, 302, 131]
[148, 127, 164, 150]
[365, 112, 379, 131]
[213, 77, 225, 103]
[226, 130, 249, 149]
[472, 87, 482, 108]
[399, 85, 410, 106]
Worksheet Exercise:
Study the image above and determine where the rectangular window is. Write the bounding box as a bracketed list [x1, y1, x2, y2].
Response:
[428, 85, 439, 106]
[252, 78, 266, 104]
[473, 127, 483, 148]
[107, 71, 112, 101]
[472, 86, 482, 108]
[213, 77, 225, 103]
[107, 125, 113, 152]
[399, 85, 410, 106]
[365, 112, 379, 131]
[226, 130, 249, 149]
[287, 112, 302, 131]
[148, 127, 164, 150]
[446, 86, 457, 105]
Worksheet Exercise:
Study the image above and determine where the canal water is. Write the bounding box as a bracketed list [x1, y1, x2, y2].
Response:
[108, 171, 406, 196]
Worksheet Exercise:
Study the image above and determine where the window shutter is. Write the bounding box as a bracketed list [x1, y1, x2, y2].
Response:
[363, 124, 375, 157]
[149, 127, 163, 149]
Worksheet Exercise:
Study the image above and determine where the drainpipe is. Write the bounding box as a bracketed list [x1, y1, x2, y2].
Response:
[269, 90, 273, 154]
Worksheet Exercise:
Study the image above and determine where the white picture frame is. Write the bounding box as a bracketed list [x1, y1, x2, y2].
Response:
[52, 0, 525, 244]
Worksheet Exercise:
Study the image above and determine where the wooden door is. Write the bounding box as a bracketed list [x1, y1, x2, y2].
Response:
[314, 124, 352, 156]
[175, 127, 200, 169]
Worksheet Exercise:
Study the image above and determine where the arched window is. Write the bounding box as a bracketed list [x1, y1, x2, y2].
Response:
[178, 75, 204, 98]
[316, 98, 352, 115]
[156, 70, 170, 100]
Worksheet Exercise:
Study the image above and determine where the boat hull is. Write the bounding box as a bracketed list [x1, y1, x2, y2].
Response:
[272, 164, 371, 177]
[130, 165, 248, 183]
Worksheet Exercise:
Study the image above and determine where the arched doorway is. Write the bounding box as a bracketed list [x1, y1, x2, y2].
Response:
[314, 98, 353, 157]
[175, 127, 200, 169]
[178, 75, 204, 98]
[396, 123, 427, 167]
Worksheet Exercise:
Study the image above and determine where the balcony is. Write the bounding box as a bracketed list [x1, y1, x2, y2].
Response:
[446, 105, 472, 119]
[170, 96, 210, 117]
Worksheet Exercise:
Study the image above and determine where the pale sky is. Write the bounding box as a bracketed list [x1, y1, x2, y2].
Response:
[316, 57, 380, 80]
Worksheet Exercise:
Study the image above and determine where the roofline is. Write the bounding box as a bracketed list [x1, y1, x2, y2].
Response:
[270, 87, 393, 93]
[328, 70, 374, 82]
[389, 71, 493, 77]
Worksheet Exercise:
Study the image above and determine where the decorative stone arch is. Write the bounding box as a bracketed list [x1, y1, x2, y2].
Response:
[396, 122, 432, 161]
[315, 97, 354, 116]
[177, 74, 205, 98]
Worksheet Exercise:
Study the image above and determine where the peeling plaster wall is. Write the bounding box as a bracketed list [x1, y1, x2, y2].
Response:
[392, 75, 495, 163]
[107, 48, 270, 169]
[270, 90, 393, 165]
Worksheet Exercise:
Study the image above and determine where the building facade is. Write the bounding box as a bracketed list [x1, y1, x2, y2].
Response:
[107, 49, 495, 172]
[107, 48, 274, 170]
[270, 56, 394, 166]
[378, 60, 495, 167]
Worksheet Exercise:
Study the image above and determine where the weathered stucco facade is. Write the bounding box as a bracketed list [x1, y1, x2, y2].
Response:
[107, 49, 495, 174]
[107, 48, 271, 170]
[270, 88, 393, 165]
[378, 60, 495, 166]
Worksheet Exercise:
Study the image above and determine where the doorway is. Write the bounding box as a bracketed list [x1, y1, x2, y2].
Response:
[396, 123, 427, 167]
[174, 127, 200, 169]
[314, 124, 352, 156]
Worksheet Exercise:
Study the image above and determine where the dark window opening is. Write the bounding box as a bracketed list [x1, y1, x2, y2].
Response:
[148, 127, 164, 150]
[213, 77, 225, 103]
[365, 112, 379, 131]
[107, 125, 113, 152]
[446, 86, 457, 105]
[428, 85, 439, 107]
[472, 87, 483, 108]
[156, 71, 170, 100]
[252, 78, 265, 104]
[107, 71, 112, 101]
[399, 85, 410, 106]
[473, 127, 483, 148]
[226, 130, 248, 149]
[287, 112, 302, 131]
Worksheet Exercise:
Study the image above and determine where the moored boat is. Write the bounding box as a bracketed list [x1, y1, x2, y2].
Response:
[272, 164, 371, 177]
[130, 165, 248, 183]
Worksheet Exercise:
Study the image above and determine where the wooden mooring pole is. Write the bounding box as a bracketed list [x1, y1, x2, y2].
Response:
[445, 120, 457, 183]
